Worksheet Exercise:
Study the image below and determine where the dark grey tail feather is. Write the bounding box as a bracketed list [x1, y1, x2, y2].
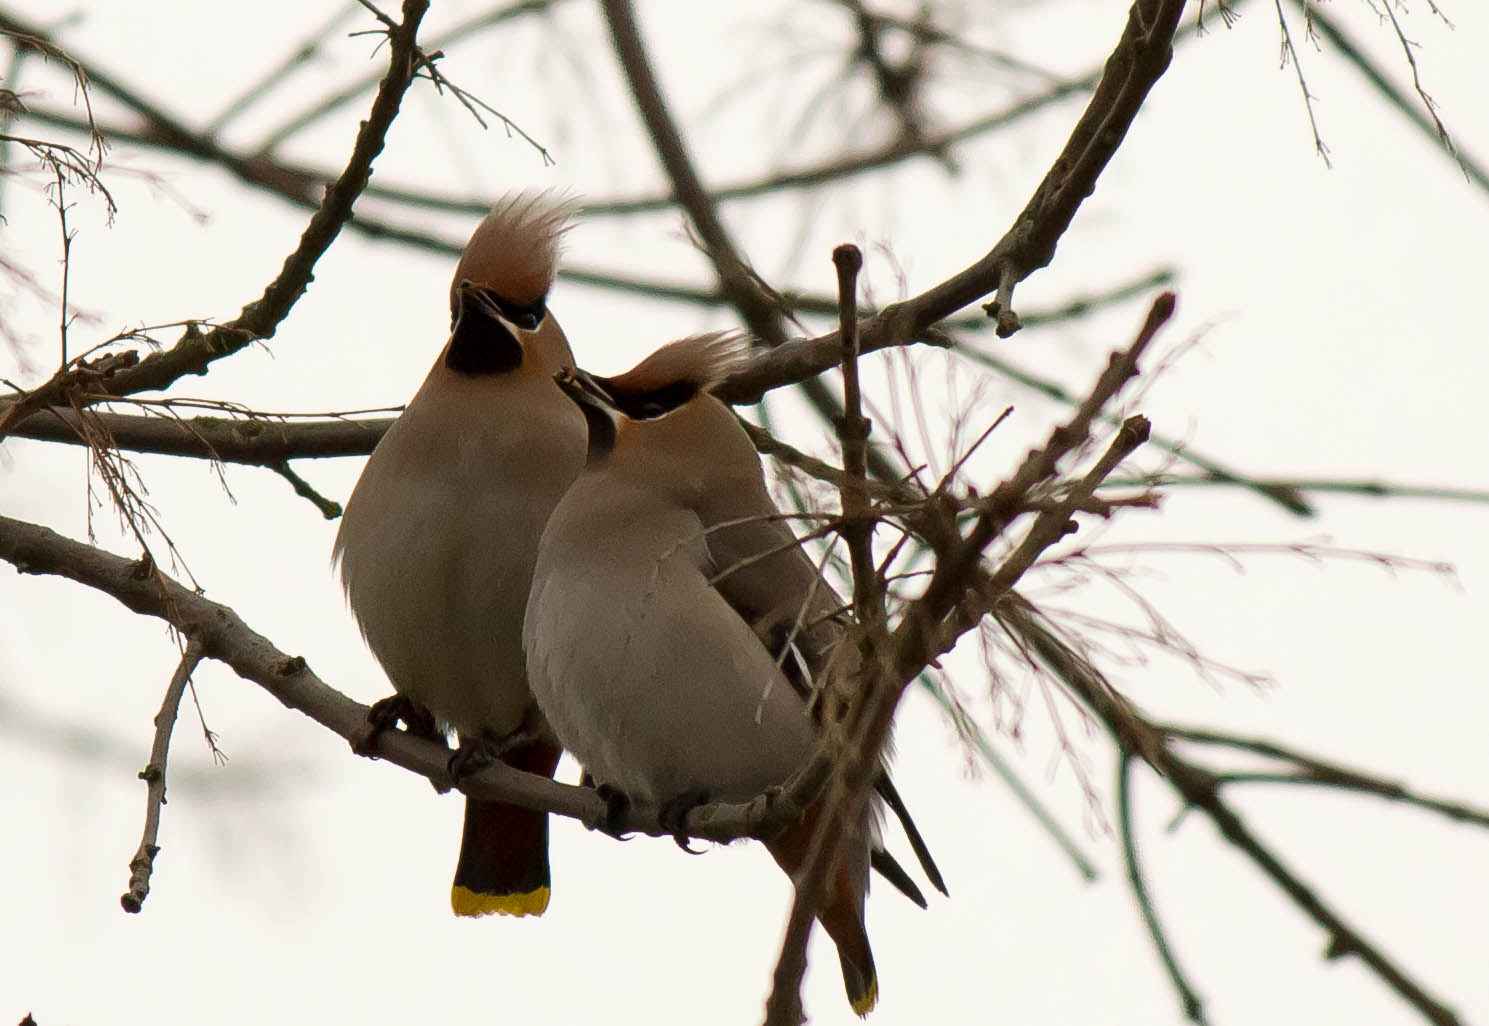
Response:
[870, 847, 927, 909]
[876, 774, 948, 897]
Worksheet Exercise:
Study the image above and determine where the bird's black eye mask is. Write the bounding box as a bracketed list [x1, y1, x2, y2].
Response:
[445, 284, 548, 376]
[595, 378, 699, 421]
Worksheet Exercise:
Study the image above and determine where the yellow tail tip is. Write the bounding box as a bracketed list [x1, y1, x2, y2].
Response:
[851, 977, 879, 1017]
[451, 884, 550, 918]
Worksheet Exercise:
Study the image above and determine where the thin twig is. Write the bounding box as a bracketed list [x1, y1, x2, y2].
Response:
[120, 636, 205, 913]
[1105, 473, 1489, 507]
[204, 2, 363, 136]
[1271, 0, 1331, 163]
[1163, 725, 1489, 829]
[269, 461, 344, 519]
[997, 599, 1466, 1026]
[833, 243, 881, 621]
[927, 294, 1174, 609]
[1118, 752, 1210, 1024]
[52, 163, 72, 366]
[0, 0, 429, 433]
[1304, 3, 1486, 194]
[254, 0, 562, 156]
[954, 336, 1315, 517]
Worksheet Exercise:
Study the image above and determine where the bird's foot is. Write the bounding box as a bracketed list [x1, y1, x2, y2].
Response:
[350, 694, 440, 757]
[592, 784, 634, 840]
[658, 789, 712, 855]
[446, 735, 500, 782]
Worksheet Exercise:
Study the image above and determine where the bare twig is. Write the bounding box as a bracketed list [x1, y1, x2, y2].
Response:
[1303, 3, 1486, 194]
[926, 294, 1174, 607]
[1163, 725, 1489, 830]
[52, 164, 73, 365]
[762, 295, 1169, 1024]
[268, 461, 344, 519]
[204, 2, 364, 135]
[954, 335, 1316, 517]
[120, 636, 205, 913]
[1118, 752, 1210, 1024]
[1105, 473, 1489, 507]
[996, 599, 1466, 1026]
[582, 16, 1210, 218]
[0, 0, 429, 434]
[1271, 0, 1331, 163]
[255, 0, 563, 156]
[1373, 0, 1456, 156]
[832, 243, 881, 622]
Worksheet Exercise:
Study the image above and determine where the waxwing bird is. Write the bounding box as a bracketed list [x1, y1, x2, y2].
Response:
[333, 191, 588, 918]
[594, 338, 947, 902]
[524, 334, 917, 1015]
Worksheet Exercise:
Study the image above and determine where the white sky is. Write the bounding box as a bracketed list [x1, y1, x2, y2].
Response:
[2, 2, 1487, 1024]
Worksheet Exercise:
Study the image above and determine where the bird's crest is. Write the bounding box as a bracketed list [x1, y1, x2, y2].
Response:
[599, 332, 752, 418]
[450, 190, 580, 313]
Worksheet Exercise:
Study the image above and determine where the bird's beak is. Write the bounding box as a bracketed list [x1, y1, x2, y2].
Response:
[554, 367, 616, 409]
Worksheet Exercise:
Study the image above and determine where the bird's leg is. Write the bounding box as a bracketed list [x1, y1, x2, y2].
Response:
[658, 789, 712, 855]
[350, 694, 441, 757]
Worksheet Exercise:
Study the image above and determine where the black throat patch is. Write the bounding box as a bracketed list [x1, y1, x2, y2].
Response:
[445, 287, 547, 376]
[578, 396, 618, 464]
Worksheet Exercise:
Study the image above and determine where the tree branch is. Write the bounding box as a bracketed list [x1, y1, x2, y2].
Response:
[0, 513, 835, 850]
[1163, 725, 1489, 830]
[715, 0, 1188, 404]
[0, 0, 429, 436]
[1118, 752, 1209, 1025]
[119, 636, 205, 913]
[995, 599, 1466, 1026]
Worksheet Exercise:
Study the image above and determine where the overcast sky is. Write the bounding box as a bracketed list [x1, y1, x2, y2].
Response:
[3, 2, 1487, 1024]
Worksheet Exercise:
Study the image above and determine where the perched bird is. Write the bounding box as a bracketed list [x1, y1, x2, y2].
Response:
[524, 334, 928, 1015]
[598, 340, 947, 904]
[334, 191, 588, 918]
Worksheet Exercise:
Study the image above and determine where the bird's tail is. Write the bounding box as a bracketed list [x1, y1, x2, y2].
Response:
[450, 737, 563, 917]
[766, 806, 879, 1017]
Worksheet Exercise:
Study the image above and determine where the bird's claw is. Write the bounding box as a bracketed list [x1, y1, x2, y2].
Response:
[658, 789, 711, 855]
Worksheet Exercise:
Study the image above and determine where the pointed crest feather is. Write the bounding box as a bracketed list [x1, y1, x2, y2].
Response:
[451, 189, 580, 311]
[603, 331, 754, 398]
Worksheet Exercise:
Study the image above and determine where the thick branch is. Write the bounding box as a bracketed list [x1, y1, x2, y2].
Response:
[715, 0, 1186, 403]
[5, 407, 393, 462]
[0, 514, 828, 848]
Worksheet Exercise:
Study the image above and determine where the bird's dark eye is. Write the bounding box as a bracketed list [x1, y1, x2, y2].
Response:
[500, 298, 546, 332]
[617, 380, 698, 420]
